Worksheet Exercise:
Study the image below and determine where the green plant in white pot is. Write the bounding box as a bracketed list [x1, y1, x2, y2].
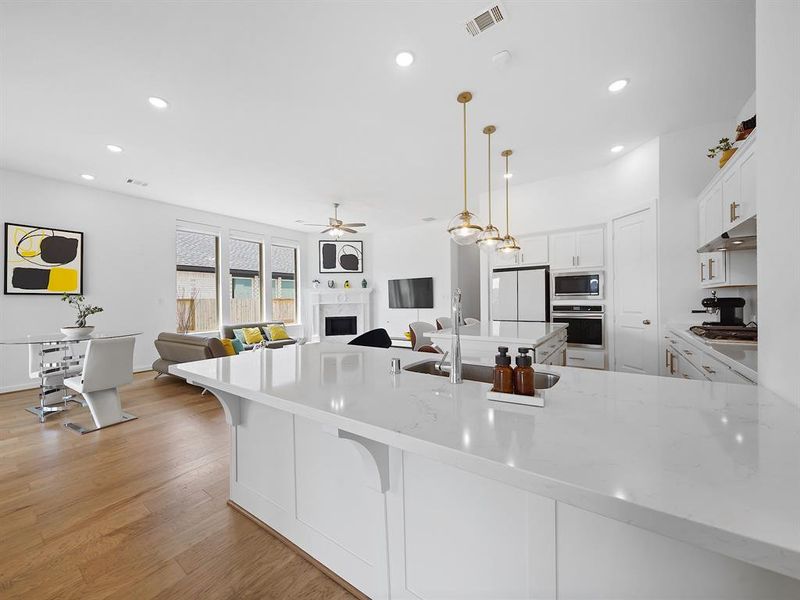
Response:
[60, 293, 103, 338]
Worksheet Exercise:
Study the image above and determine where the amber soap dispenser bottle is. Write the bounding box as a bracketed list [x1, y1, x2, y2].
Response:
[493, 346, 514, 394]
[513, 347, 535, 396]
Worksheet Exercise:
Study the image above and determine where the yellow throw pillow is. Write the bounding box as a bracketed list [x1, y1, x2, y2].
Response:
[267, 324, 290, 341]
[242, 327, 264, 344]
[219, 338, 236, 356]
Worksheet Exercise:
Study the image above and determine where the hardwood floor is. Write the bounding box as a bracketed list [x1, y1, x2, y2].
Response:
[0, 373, 357, 599]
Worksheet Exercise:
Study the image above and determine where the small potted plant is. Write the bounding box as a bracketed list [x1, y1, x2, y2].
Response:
[60, 293, 104, 338]
[707, 137, 736, 168]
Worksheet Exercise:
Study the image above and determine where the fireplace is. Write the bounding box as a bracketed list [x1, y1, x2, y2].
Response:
[325, 316, 357, 336]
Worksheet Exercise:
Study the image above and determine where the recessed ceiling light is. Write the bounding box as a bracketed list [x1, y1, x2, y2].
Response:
[503, 173, 513, 179]
[610, 145, 625, 153]
[608, 79, 629, 93]
[106, 144, 123, 153]
[148, 96, 169, 109]
[81, 174, 95, 181]
[395, 51, 414, 67]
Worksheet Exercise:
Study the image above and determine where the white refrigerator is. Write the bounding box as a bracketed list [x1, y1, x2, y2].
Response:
[491, 266, 550, 324]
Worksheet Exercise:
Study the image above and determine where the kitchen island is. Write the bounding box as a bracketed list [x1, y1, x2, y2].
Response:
[172, 343, 800, 599]
[427, 321, 568, 366]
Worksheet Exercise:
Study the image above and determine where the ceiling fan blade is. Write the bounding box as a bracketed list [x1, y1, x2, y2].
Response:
[320, 227, 332, 234]
[340, 227, 358, 233]
[302, 223, 329, 227]
[340, 223, 366, 228]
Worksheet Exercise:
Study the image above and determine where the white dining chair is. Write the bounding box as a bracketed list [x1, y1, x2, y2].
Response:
[464, 318, 480, 326]
[435, 317, 453, 330]
[409, 321, 436, 351]
[64, 336, 137, 434]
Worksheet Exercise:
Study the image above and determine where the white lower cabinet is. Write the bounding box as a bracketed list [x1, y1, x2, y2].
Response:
[229, 398, 795, 599]
[664, 332, 756, 384]
[566, 347, 605, 369]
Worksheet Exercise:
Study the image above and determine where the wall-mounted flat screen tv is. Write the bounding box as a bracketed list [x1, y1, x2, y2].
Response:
[388, 277, 434, 309]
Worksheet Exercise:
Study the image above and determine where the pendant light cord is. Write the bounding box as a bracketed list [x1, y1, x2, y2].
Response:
[505, 153, 510, 235]
[487, 131, 492, 224]
[463, 101, 467, 213]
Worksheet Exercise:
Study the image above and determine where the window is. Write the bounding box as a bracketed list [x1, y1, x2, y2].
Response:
[176, 230, 219, 333]
[271, 244, 297, 324]
[230, 238, 263, 323]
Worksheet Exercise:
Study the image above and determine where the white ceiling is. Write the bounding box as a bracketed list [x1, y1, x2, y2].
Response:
[0, 1, 755, 233]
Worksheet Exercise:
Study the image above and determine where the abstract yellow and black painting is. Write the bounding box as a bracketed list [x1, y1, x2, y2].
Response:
[4, 223, 83, 295]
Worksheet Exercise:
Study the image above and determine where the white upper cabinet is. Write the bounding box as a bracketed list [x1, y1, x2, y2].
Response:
[549, 232, 577, 270]
[549, 228, 605, 270]
[697, 132, 757, 247]
[737, 144, 757, 223]
[701, 184, 723, 246]
[517, 234, 548, 266]
[575, 228, 604, 268]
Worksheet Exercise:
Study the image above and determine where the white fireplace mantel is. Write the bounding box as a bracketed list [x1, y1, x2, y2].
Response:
[310, 288, 373, 341]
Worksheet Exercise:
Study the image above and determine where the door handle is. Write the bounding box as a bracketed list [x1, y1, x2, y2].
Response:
[642, 319, 651, 325]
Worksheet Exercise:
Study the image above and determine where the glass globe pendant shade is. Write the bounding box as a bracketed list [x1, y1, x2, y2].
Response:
[448, 210, 483, 245]
[497, 234, 521, 254]
[477, 224, 502, 249]
[329, 227, 345, 238]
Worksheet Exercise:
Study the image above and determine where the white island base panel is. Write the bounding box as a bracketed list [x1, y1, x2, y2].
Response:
[220, 400, 798, 600]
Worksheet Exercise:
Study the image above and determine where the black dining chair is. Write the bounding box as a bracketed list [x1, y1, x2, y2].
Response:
[348, 328, 392, 349]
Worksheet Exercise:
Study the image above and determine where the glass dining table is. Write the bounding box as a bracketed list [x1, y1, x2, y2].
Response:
[0, 331, 142, 422]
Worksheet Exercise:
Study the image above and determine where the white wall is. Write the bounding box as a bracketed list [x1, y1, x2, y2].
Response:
[0, 168, 306, 392]
[478, 138, 660, 236]
[755, 0, 800, 401]
[658, 121, 732, 327]
[367, 221, 453, 337]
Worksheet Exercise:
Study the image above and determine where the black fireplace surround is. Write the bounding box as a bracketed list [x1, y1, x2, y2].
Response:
[325, 316, 357, 336]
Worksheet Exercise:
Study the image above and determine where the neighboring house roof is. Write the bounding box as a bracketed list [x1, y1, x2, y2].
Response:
[176, 231, 295, 276]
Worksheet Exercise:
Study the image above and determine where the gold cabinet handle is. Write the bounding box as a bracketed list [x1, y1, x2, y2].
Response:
[700, 261, 705, 282]
[730, 202, 739, 222]
[702, 365, 716, 374]
[685, 350, 693, 355]
[669, 352, 676, 375]
[708, 258, 714, 280]
[665, 349, 670, 368]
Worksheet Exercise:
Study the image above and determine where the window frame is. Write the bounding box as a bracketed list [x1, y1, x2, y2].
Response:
[175, 225, 222, 335]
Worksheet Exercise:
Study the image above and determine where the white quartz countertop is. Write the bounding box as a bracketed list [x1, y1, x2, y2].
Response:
[428, 321, 567, 347]
[172, 342, 800, 579]
[668, 324, 758, 380]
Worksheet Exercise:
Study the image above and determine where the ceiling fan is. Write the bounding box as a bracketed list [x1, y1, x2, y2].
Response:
[303, 203, 366, 237]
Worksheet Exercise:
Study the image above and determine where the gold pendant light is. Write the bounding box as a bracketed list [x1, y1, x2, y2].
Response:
[477, 125, 502, 249]
[497, 149, 520, 254]
[448, 91, 483, 245]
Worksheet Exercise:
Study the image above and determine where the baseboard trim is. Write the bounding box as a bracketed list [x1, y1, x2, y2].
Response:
[227, 500, 370, 600]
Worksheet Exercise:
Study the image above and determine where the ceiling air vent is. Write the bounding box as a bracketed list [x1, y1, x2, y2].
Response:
[126, 178, 149, 187]
[421, 216, 437, 222]
[465, 3, 506, 37]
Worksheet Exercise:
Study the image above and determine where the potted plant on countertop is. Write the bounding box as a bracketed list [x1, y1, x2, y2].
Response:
[707, 137, 736, 169]
[60, 293, 103, 338]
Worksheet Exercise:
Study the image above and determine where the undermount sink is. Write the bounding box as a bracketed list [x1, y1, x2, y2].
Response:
[404, 360, 560, 390]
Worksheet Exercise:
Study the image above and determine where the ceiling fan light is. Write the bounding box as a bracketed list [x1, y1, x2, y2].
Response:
[329, 228, 345, 238]
[447, 210, 483, 246]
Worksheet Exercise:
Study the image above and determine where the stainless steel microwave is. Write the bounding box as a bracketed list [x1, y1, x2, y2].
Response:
[553, 272, 603, 298]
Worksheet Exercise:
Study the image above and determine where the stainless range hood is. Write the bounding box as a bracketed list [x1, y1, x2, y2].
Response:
[698, 215, 757, 253]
